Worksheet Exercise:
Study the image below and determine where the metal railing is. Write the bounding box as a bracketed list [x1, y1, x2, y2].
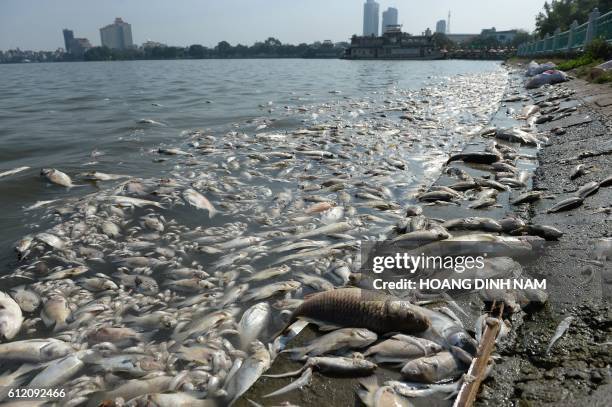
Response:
[517, 8, 612, 56]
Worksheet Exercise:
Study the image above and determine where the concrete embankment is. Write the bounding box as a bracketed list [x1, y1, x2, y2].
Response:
[477, 77, 611, 406]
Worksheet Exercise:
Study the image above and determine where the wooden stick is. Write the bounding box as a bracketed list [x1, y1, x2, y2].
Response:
[452, 303, 504, 407]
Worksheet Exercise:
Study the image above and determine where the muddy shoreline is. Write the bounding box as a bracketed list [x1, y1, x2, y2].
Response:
[241, 67, 611, 406]
[476, 73, 612, 406]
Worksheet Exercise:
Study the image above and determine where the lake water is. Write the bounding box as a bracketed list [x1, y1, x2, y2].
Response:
[0, 58, 513, 404]
[0, 59, 505, 267]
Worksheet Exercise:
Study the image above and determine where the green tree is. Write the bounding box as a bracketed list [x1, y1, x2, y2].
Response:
[188, 44, 206, 59]
[215, 41, 232, 57]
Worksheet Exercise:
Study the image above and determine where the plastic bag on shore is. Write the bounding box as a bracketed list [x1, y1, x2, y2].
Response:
[525, 70, 568, 89]
[596, 60, 612, 71]
[526, 61, 557, 77]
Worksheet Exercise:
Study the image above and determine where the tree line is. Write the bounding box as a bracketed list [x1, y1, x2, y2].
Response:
[84, 37, 347, 61]
[535, 0, 611, 36]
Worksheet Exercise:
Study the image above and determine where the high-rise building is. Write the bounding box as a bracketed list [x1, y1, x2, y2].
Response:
[382, 7, 399, 33]
[363, 0, 380, 36]
[63, 29, 74, 53]
[100, 18, 134, 50]
[435, 19, 447, 34]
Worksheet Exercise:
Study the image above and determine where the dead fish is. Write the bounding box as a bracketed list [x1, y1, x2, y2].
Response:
[36, 232, 66, 250]
[448, 152, 500, 164]
[0, 291, 23, 341]
[43, 265, 89, 280]
[158, 147, 191, 156]
[28, 351, 85, 388]
[546, 316, 573, 355]
[304, 201, 335, 214]
[364, 337, 442, 363]
[511, 191, 543, 205]
[88, 326, 140, 344]
[238, 302, 271, 350]
[577, 181, 599, 199]
[0, 338, 73, 362]
[392, 228, 451, 244]
[284, 328, 377, 360]
[78, 277, 119, 292]
[495, 128, 538, 146]
[599, 174, 612, 187]
[10, 286, 40, 313]
[224, 341, 270, 405]
[263, 367, 313, 398]
[418, 191, 459, 202]
[385, 379, 461, 399]
[183, 188, 217, 217]
[242, 281, 301, 303]
[139, 118, 165, 125]
[525, 224, 563, 240]
[0, 364, 38, 400]
[357, 376, 413, 407]
[41, 296, 71, 330]
[86, 375, 174, 407]
[266, 355, 378, 378]
[570, 164, 586, 180]
[521, 104, 540, 118]
[110, 195, 164, 209]
[401, 351, 465, 383]
[0, 166, 30, 179]
[41, 168, 80, 187]
[285, 288, 430, 335]
[83, 171, 129, 181]
[244, 265, 291, 282]
[546, 197, 583, 213]
[442, 217, 502, 233]
[499, 217, 526, 233]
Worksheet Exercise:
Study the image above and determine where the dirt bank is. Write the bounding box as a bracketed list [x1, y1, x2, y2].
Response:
[476, 76, 611, 406]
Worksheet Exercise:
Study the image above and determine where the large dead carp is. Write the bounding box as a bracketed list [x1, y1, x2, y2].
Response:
[285, 288, 431, 335]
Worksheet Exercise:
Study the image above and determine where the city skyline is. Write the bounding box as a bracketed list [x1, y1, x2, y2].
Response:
[0, 0, 547, 51]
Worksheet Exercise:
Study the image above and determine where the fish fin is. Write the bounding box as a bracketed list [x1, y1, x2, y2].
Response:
[280, 347, 308, 361]
[358, 375, 379, 392]
[263, 367, 313, 398]
[263, 366, 306, 378]
[296, 316, 341, 332]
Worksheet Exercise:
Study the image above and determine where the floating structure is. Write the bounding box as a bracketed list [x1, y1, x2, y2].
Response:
[345, 26, 444, 60]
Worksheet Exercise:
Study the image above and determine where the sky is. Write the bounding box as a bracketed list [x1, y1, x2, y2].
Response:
[0, 0, 548, 50]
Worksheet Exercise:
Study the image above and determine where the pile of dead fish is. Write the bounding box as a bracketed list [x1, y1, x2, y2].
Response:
[0, 70, 523, 406]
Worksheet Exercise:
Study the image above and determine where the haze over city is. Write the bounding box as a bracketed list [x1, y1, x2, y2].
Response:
[0, 0, 547, 50]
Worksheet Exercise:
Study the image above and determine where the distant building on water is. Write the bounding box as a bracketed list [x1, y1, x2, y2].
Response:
[481, 27, 518, 43]
[62, 28, 92, 56]
[346, 26, 444, 60]
[436, 19, 447, 34]
[100, 18, 134, 50]
[63, 29, 74, 52]
[363, 0, 380, 36]
[382, 7, 398, 33]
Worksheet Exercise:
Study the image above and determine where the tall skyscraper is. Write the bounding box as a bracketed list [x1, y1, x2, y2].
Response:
[63, 29, 74, 53]
[382, 7, 399, 33]
[100, 18, 134, 50]
[435, 19, 447, 34]
[363, 0, 380, 36]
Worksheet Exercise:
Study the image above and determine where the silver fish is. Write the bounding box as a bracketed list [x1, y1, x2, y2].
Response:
[183, 188, 217, 217]
[41, 168, 77, 187]
[0, 338, 73, 362]
[238, 302, 271, 350]
[0, 291, 23, 340]
[224, 341, 271, 405]
[546, 316, 573, 355]
[285, 328, 377, 360]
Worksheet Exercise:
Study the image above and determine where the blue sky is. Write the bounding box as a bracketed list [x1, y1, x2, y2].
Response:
[0, 0, 547, 50]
